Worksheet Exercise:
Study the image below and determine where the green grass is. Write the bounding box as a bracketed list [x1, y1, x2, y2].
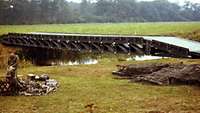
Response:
[1, 22, 200, 113]
[0, 58, 200, 113]
[0, 22, 200, 36]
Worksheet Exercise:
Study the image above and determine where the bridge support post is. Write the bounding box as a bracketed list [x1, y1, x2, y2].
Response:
[144, 41, 151, 55]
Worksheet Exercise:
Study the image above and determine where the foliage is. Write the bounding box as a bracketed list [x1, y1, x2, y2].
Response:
[0, 0, 200, 24]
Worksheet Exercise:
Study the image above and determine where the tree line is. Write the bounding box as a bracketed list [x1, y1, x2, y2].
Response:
[0, 0, 199, 24]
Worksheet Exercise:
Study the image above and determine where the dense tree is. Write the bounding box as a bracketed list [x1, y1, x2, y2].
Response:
[181, 1, 200, 21]
[79, 0, 96, 22]
[0, 0, 199, 24]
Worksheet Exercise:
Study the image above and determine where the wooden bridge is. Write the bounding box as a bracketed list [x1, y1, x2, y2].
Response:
[1, 32, 200, 58]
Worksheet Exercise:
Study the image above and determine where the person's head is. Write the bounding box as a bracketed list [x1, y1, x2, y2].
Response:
[8, 50, 17, 55]
[8, 50, 12, 54]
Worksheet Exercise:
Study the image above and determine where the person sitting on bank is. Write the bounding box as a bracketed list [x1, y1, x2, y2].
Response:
[6, 51, 23, 94]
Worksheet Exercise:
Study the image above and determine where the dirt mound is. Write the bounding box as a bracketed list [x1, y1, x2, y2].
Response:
[113, 63, 200, 86]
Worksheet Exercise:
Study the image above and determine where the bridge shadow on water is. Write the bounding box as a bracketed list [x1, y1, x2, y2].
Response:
[19, 48, 104, 66]
[18, 47, 166, 66]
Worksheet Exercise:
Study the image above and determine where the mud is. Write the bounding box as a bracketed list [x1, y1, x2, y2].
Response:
[113, 63, 200, 86]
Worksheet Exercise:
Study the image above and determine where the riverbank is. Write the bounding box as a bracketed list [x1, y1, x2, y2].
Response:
[0, 58, 200, 113]
[1, 23, 200, 113]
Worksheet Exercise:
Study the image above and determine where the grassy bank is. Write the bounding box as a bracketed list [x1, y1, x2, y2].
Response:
[0, 22, 200, 37]
[1, 22, 200, 113]
[0, 58, 200, 113]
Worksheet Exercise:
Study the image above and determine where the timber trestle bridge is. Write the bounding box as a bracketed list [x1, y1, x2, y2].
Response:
[1, 32, 200, 58]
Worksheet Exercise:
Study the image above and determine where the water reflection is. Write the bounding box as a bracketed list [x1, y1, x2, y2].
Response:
[51, 58, 98, 66]
[49, 55, 167, 66]
[21, 48, 169, 66]
[127, 55, 168, 61]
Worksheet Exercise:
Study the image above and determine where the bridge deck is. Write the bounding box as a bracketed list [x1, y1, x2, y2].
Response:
[31, 32, 200, 54]
[1, 32, 200, 58]
[143, 36, 200, 54]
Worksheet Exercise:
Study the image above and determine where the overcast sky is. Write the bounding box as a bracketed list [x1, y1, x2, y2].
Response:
[67, 0, 200, 5]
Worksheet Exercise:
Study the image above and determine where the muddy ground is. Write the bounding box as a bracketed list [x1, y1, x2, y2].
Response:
[113, 63, 200, 86]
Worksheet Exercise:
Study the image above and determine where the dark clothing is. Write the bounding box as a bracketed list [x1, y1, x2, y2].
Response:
[6, 53, 22, 94]
[6, 53, 19, 78]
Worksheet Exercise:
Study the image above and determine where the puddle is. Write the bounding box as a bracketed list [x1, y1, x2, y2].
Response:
[127, 55, 168, 61]
[51, 58, 98, 66]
